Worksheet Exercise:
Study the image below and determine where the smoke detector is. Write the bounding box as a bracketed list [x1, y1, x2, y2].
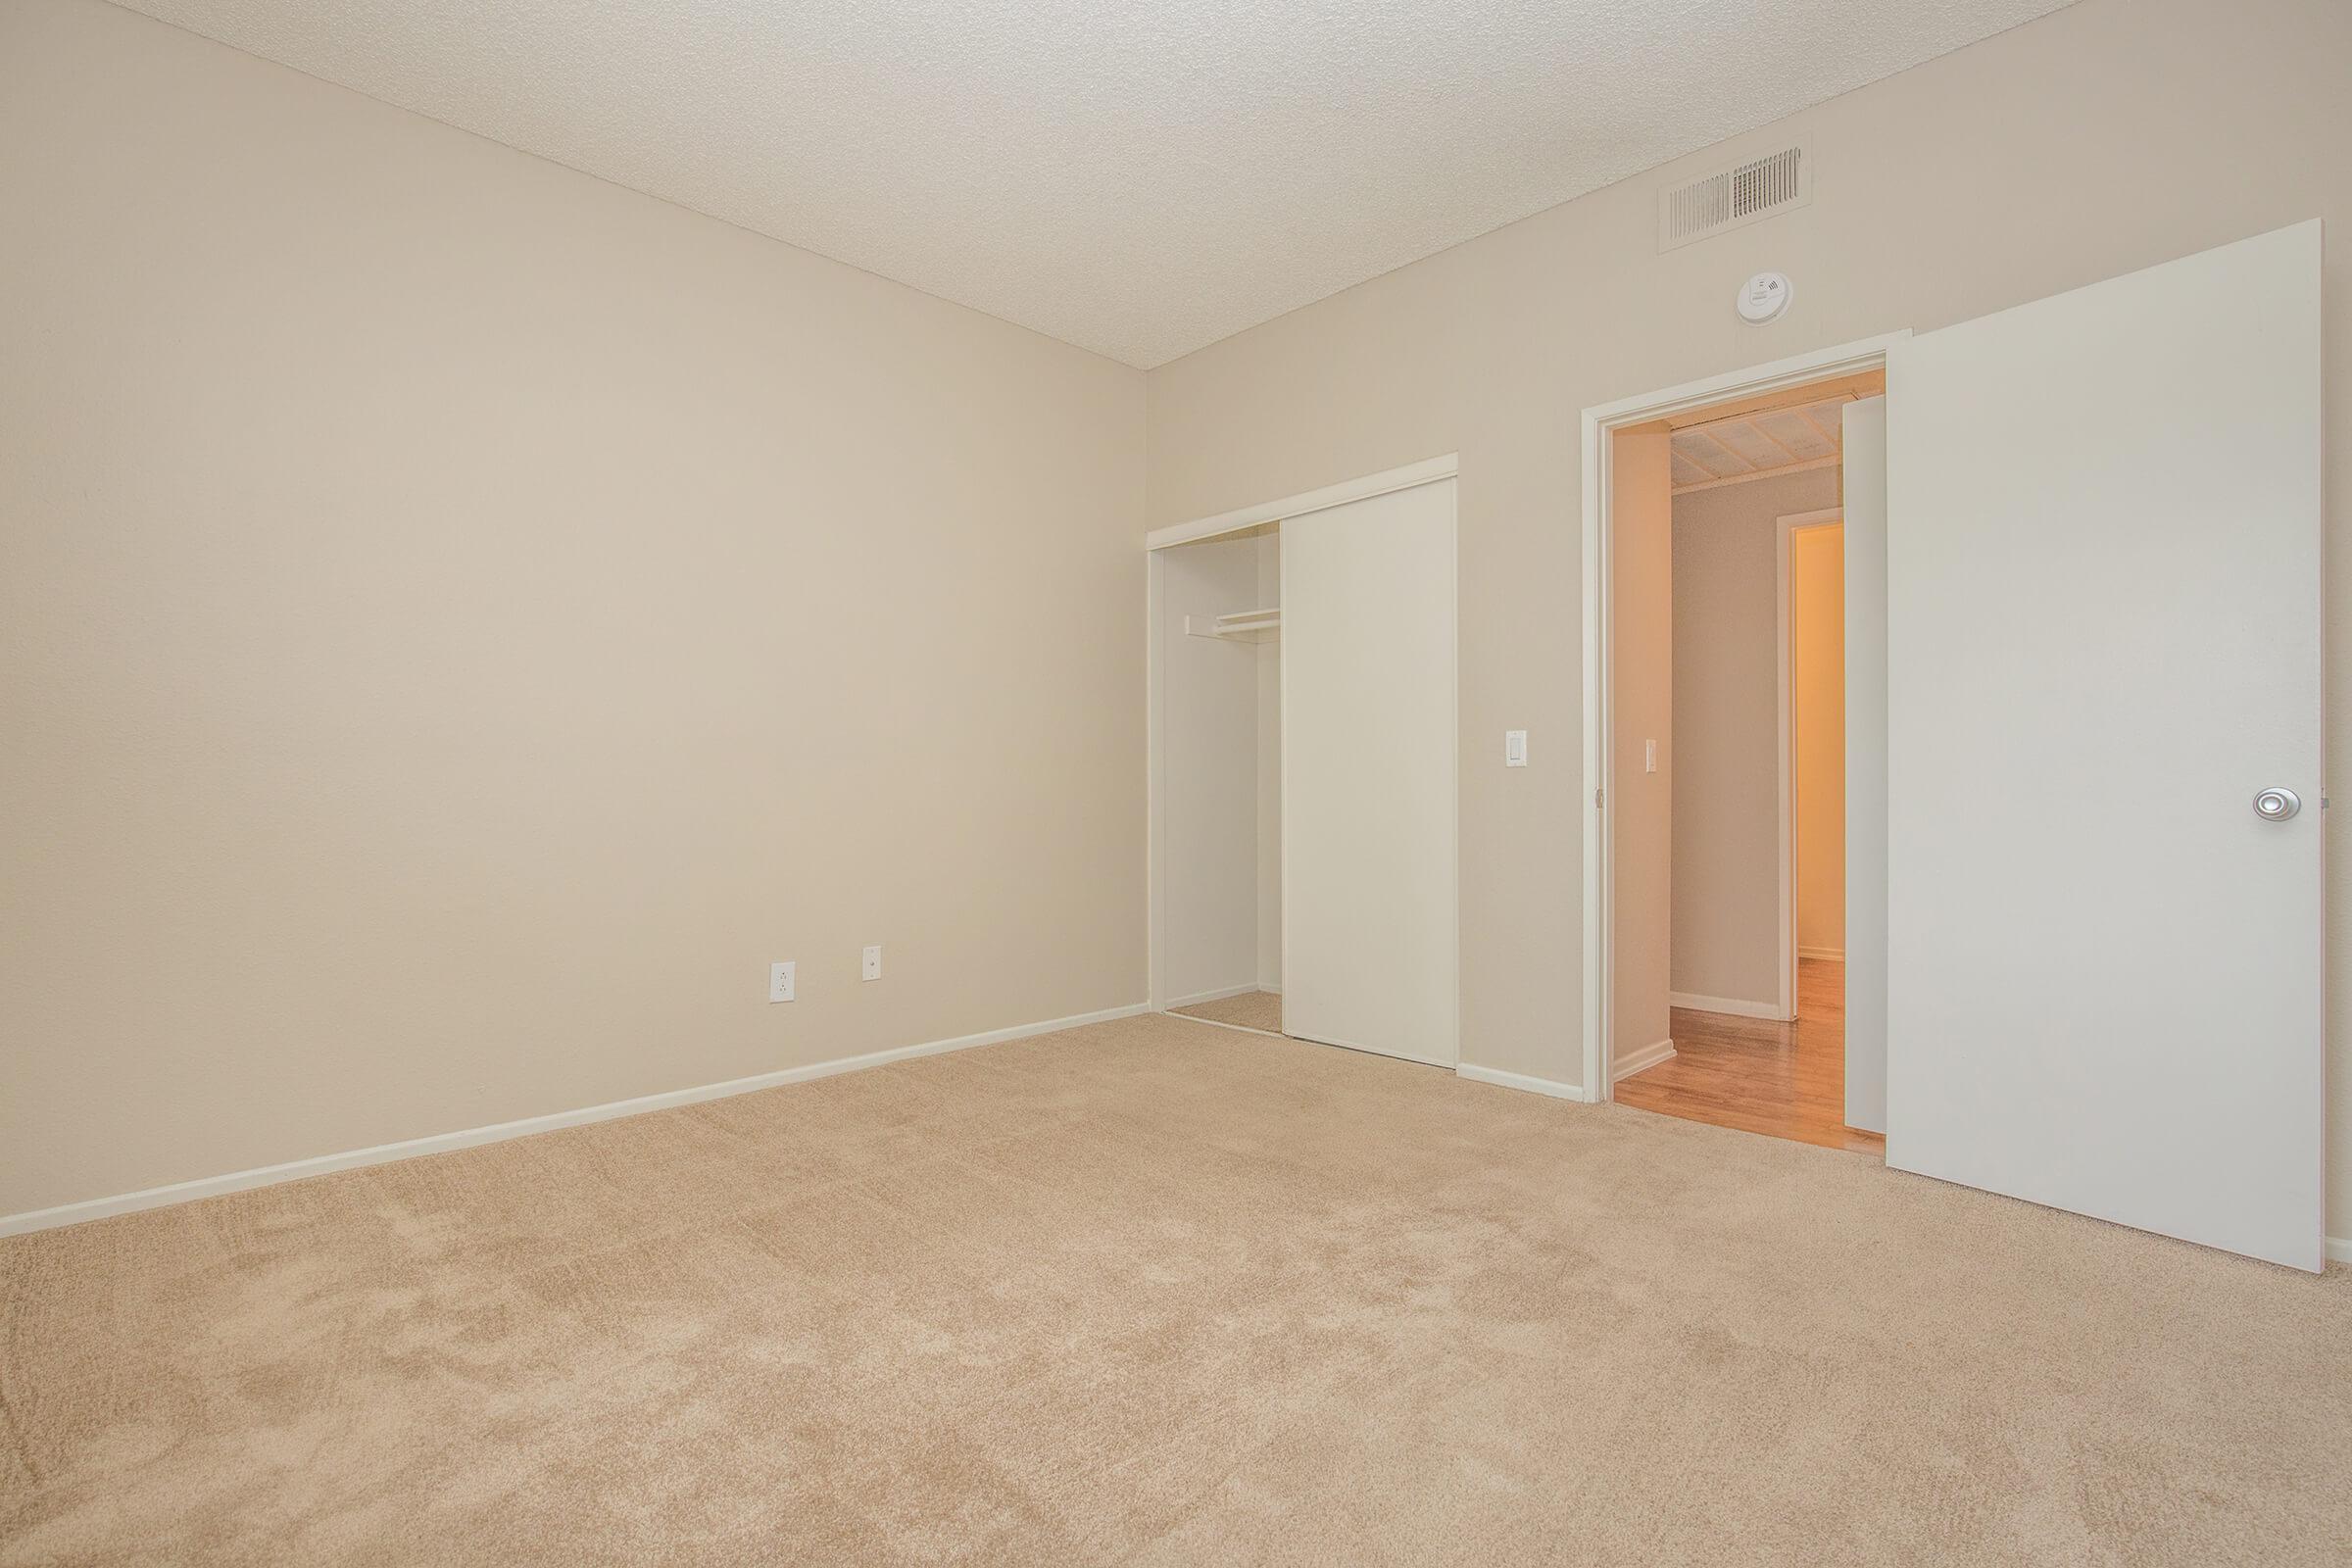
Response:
[1737, 271, 1793, 324]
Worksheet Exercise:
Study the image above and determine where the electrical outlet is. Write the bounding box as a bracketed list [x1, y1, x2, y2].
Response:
[768, 960, 796, 1003]
[862, 945, 882, 982]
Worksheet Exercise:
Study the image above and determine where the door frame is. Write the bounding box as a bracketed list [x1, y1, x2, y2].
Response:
[1147, 455, 1459, 1024]
[1579, 332, 1908, 1100]
[1778, 506, 1844, 1020]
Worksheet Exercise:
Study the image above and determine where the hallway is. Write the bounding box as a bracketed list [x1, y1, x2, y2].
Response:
[1616, 958, 1880, 1153]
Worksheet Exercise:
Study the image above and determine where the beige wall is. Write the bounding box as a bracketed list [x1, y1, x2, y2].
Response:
[1609, 430, 1675, 1064]
[1792, 525, 1846, 958]
[1145, 0, 2352, 1233]
[1670, 467, 1841, 1007]
[0, 0, 1146, 1217]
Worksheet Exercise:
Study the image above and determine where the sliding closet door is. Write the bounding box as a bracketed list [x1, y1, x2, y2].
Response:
[1282, 479, 1457, 1065]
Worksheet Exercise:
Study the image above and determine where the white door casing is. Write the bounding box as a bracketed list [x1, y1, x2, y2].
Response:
[1841, 398, 1888, 1135]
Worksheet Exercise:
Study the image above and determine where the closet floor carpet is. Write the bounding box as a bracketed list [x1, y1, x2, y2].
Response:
[1170, 989, 1282, 1034]
[4, 1010, 2347, 1566]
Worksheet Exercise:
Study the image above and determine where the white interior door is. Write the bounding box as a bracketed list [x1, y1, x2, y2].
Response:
[1886, 221, 2324, 1270]
[1283, 478, 1457, 1065]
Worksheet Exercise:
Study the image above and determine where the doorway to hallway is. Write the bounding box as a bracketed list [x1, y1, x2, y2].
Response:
[1617, 957, 1875, 1152]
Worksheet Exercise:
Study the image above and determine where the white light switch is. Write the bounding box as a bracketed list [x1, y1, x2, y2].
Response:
[1644, 739, 1658, 773]
[768, 960, 796, 1003]
[1504, 730, 1528, 767]
[862, 945, 882, 982]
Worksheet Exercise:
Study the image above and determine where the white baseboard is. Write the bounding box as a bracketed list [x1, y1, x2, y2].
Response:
[0, 1002, 1152, 1239]
[1669, 991, 1790, 1021]
[1455, 1062, 1587, 1102]
[1797, 947, 1846, 962]
[1165, 982, 1265, 1008]
[2328, 1236, 2351, 1266]
[1612, 1037, 1678, 1082]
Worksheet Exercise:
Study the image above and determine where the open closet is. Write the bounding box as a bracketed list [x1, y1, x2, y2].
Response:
[1153, 524, 1284, 1033]
[1149, 464, 1458, 1067]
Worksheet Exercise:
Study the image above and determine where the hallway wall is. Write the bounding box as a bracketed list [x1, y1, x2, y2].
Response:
[1670, 468, 1839, 1009]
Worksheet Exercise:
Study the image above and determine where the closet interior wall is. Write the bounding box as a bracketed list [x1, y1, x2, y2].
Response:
[1156, 531, 1280, 1008]
[1253, 535, 1282, 995]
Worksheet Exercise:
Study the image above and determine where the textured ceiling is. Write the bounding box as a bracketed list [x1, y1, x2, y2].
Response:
[121, 0, 2076, 368]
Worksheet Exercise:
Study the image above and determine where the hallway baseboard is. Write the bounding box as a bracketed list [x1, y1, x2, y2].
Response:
[1668, 992, 1786, 1021]
[1613, 1037, 1678, 1081]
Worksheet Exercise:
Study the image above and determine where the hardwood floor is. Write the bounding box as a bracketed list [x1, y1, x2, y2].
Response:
[1615, 959, 1883, 1154]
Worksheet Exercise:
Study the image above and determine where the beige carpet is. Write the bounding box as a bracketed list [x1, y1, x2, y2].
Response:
[3, 1011, 2347, 1566]
[1170, 989, 1282, 1034]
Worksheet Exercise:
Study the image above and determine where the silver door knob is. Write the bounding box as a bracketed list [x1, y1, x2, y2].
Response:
[2253, 788, 2300, 821]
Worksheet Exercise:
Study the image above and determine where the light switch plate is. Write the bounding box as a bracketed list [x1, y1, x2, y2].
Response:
[1644, 739, 1658, 773]
[1504, 730, 1528, 767]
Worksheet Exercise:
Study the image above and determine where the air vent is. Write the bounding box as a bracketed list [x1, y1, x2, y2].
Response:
[1658, 141, 1811, 252]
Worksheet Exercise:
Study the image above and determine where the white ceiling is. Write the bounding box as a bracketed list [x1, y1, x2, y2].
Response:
[1671, 397, 1854, 491]
[123, 0, 2076, 368]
